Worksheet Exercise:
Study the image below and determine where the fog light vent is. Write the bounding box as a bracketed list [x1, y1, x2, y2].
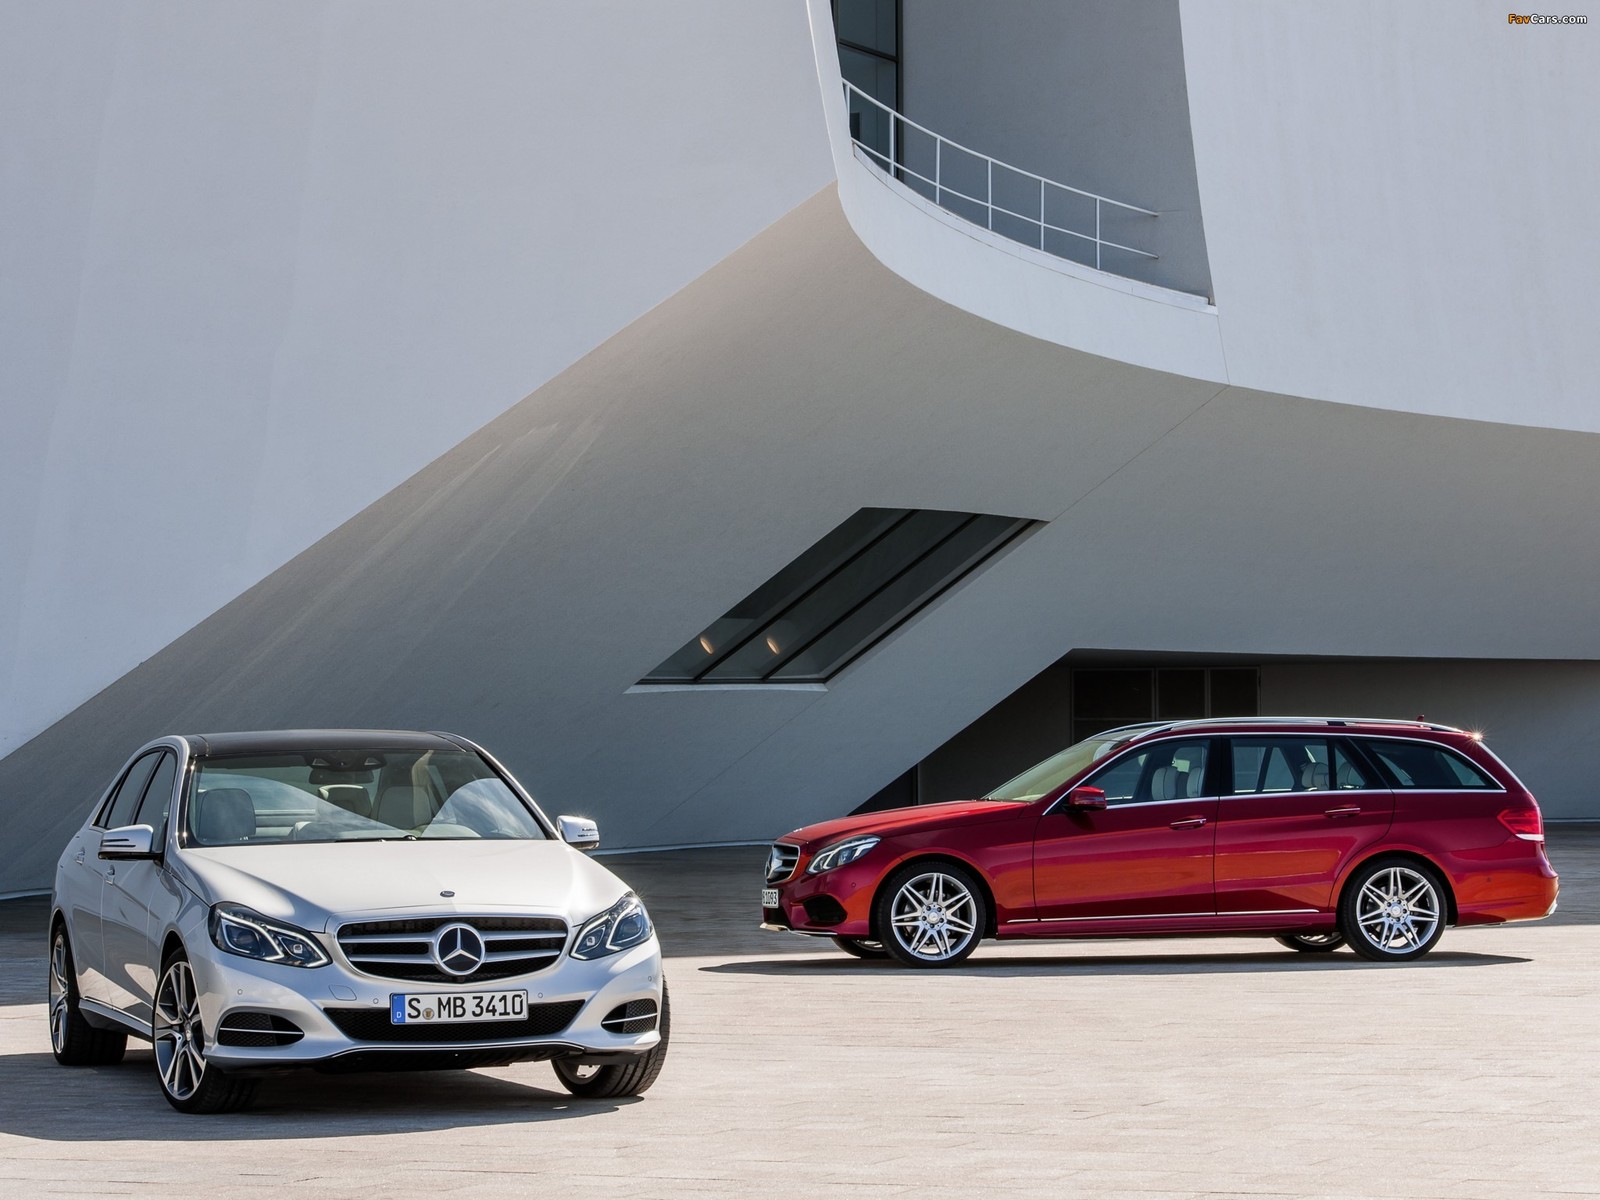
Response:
[802, 896, 848, 927]
[601, 999, 660, 1034]
[217, 1012, 305, 1047]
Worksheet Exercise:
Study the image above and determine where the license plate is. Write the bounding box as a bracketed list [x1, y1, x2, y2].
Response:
[390, 990, 528, 1024]
[761, 888, 780, 907]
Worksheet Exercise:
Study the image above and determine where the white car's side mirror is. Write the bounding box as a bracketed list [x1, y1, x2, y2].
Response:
[99, 824, 158, 860]
[557, 815, 600, 852]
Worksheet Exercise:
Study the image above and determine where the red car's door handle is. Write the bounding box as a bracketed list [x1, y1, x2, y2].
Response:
[1169, 816, 1207, 830]
[1324, 806, 1362, 818]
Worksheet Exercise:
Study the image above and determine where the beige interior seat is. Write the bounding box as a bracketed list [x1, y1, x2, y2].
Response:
[1150, 766, 1180, 801]
[320, 784, 372, 818]
[375, 785, 433, 830]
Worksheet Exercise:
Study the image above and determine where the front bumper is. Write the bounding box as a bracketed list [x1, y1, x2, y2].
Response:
[188, 933, 664, 1072]
[762, 851, 878, 940]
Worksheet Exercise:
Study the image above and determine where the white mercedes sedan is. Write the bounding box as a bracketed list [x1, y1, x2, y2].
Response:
[49, 730, 667, 1113]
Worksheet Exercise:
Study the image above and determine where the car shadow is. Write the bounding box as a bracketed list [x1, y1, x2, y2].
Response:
[0, 1044, 632, 1141]
[699, 947, 1531, 978]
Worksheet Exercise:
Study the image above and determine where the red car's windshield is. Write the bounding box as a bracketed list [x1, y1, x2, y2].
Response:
[985, 734, 1128, 802]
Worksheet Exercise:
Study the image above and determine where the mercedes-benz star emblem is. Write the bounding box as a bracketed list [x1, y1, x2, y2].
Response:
[432, 923, 485, 977]
[766, 846, 782, 879]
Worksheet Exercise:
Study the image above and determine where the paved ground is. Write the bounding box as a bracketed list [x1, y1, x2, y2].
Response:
[1, 829, 1597, 1198]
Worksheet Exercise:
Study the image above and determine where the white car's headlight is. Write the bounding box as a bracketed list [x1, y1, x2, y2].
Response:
[570, 893, 653, 960]
[208, 903, 330, 968]
[806, 835, 880, 875]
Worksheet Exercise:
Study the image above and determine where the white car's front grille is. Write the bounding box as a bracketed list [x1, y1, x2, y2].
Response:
[336, 916, 568, 984]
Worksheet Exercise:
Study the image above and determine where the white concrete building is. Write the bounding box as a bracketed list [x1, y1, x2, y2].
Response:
[2, 0, 1596, 894]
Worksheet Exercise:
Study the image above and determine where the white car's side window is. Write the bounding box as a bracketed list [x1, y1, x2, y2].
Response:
[99, 752, 163, 830]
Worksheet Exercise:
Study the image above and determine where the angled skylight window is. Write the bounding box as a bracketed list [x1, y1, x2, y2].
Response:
[643, 508, 1035, 685]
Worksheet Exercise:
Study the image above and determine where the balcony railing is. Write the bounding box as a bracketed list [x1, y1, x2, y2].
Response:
[842, 80, 1159, 276]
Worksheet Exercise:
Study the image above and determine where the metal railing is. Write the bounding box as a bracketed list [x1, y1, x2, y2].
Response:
[842, 80, 1159, 274]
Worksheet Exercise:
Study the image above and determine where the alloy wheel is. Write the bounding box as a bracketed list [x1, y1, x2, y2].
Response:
[888, 871, 979, 962]
[154, 959, 207, 1102]
[1295, 932, 1343, 946]
[1354, 865, 1442, 955]
[48, 933, 71, 1055]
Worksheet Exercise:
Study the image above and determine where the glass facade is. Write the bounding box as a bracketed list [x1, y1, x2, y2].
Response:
[642, 507, 1034, 685]
[1071, 667, 1260, 745]
[834, 0, 899, 165]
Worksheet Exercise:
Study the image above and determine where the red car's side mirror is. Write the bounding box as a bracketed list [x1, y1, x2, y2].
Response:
[1066, 786, 1107, 811]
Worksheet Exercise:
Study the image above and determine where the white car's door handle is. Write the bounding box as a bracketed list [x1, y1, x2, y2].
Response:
[73, 851, 84, 865]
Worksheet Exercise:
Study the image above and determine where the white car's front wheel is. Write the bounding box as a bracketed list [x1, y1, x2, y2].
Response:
[153, 950, 258, 1114]
[552, 983, 670, 1099]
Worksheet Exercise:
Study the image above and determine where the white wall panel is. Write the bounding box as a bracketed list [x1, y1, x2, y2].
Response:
[0, 0, 832, 758]
[1181, 0, 1600, 430]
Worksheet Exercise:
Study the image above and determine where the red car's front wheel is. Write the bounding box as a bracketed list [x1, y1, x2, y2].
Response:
[874, 863, 988, 968]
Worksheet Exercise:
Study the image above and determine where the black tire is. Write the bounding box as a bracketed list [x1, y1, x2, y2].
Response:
[553, 982, 670, 1099]
[873, 861, 989, 969]
[153, 948, 258, 1114]
[1275, 932, 1345, 954]
[831, 936, 889, 960]
[1339, 857, 1448, 963]
[48, 925, 127, 1067]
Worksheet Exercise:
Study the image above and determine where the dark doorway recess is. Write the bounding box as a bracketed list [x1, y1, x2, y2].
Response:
[916, 654, 1260, 807]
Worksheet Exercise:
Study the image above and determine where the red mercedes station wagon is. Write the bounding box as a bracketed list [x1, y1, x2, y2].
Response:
[760, 718, 1558, 967]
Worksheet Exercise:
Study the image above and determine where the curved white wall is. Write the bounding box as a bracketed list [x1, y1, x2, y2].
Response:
[1179, 0, 1600, 431]
[0, 0, 832, 759]
[805, 0, 1226, 382]
[810, 0, 1599, 433]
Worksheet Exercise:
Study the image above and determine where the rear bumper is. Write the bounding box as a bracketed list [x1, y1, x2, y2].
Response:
[1452, 850, 1559, 926]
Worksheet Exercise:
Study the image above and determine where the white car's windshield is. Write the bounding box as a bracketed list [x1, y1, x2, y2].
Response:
[984, 734, 1128, 803]
[187, 749, 549, 845]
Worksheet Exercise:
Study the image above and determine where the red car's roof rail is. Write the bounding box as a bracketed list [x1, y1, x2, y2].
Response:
[1103, 716, 1467, 739]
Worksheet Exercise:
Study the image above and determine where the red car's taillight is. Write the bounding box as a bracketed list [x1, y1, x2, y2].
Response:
[1498, 806, 1544, 842]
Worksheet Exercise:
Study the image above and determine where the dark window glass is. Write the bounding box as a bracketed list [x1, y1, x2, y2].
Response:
[1228, 737, 1331, 794]
[1071, 669, 1152, 745]
[836, 0, 897, 55]
[1209, 669, 1258, 717]
[770, 514, 1026, 681]
[647, 508, 901, 681]
[133, 752, 178, 835]
[1073, 670, 1153, 721]
[834, 0, 898, 166]
[1359, 740, 1496, 790]
[840, 47, 897, 162]
[1332, 742, 1375, 790]
[1156, 669, 1206, 720]
[1087, 739, 1210, 806]
[101, 752, 163, 829]
[643, 508, 1033, 685]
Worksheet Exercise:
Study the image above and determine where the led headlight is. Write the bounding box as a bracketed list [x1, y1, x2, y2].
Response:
[806, 835, 880, 874]
[571, 892, 653, 960]
[208, 903, 330, 968]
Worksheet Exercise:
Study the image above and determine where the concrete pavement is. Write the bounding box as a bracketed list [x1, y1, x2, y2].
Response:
[1, 830, 1596, 1198]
